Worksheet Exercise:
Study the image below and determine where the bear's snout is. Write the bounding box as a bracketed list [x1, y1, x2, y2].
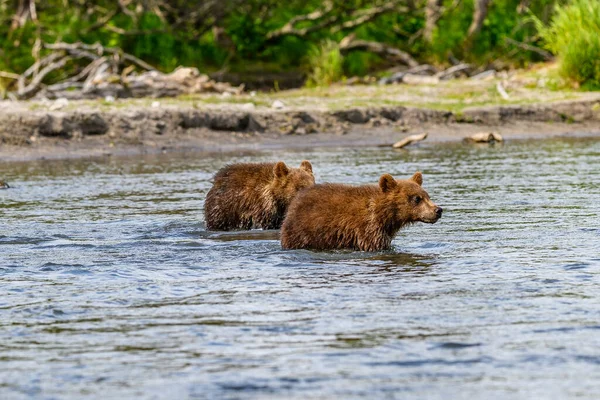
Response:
[435, 206, 443, 218]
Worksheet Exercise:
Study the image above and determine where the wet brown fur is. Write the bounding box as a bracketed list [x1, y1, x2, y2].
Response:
[281, 172, 442, 251]
[204, 161, 314, 230]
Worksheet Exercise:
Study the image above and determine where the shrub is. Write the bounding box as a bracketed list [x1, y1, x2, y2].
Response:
[537, 0, 600, 89]
[304, 40, 344, 87]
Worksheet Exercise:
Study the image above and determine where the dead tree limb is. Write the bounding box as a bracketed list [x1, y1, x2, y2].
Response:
[15, 42, 158, 99]
[18, 55, 73, 99]
[331, 2, 408, 33]
[393, 132, 428, 149]
[83, 9, 120, 34]
[380, 64, 438, 84]
[424, 0, 443, 43]
[18, 51, 64, 93]
[266, 2, 336, 40]
[118, 0, 138, 23]
[43, 42, 156, 71]
[340, 36, 419, 68]
[0, 71, 20, 80]
[10, 0, 37, 31]
[436, 63, 472, 79]
[504, 37, 554, 61]
[266, 1, 406, 41]
[467, 0, 491, 41]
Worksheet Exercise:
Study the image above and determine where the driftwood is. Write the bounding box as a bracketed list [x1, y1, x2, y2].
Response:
[470, 70, 496, 80]
[379, 64, 438, 84]
[464, 132, 503, 143]
[393, 132, 428, 148]
[12, 42, 242, 100]
[496, 81, 510, 100]
[380, 62, 480, 85]
[402, 74, 439, 85]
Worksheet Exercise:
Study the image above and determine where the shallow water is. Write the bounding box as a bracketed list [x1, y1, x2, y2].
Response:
[1, 138, 599, 399]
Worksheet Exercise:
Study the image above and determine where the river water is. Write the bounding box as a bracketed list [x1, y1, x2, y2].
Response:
[1, 137, 599, 399]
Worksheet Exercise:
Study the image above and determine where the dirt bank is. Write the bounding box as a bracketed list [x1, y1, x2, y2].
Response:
[1, 82, 600, 161]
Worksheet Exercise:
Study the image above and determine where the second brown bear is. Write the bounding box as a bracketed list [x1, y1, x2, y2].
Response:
[204, 161, 315, 231]
[281, 172, 442, 251]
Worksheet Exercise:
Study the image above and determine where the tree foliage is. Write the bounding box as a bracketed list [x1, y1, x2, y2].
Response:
[537, 0, 600, 89]
[1, 0, 591, 88]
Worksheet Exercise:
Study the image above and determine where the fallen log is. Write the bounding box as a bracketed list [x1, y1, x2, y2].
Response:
[402, 74, 439, 85]
[464, 132, 503, 143]
[393, 132, 428, 148]
[379, 64, 438, 85]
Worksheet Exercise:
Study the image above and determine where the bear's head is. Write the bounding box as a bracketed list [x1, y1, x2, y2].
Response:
[378, 171, 442, 226]
[271, 160, 315, 204]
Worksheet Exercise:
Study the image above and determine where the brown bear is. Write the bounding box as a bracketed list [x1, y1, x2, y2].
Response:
[204, 161, 315, 231]
[281, 172, 442, 251]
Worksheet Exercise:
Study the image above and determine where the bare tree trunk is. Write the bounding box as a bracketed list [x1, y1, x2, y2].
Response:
[467, 0, 491, 40]
[424, 0, 443, 44]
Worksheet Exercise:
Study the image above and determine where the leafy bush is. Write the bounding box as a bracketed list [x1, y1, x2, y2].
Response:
[304, 40, 344, 87]
[537, 0, 600, 89]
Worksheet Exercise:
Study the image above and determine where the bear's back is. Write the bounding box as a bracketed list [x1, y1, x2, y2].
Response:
[281, 183, 381, 250]
[291, 183, 379, 213]
[205, 163, 276, 230]
[212, 163, 275, 190]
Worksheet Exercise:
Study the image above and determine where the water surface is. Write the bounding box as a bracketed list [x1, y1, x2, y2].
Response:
[1, 138, 600, 399]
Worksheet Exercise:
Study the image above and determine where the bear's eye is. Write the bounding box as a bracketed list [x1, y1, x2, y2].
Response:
[414, 196, 422, 205]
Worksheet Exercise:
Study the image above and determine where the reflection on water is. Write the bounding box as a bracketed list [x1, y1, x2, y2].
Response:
[1, 137, 600, 399]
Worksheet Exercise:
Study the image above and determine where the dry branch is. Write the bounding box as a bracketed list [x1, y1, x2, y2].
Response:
[43, 42, 156, 71]
[331, 2, 407, 33]
[464, 132, 503, 143]
[436, 63, 472, 80]
[83, 9, 119, 34]
[504, 38, 554, 61]
[339, 37, 419, 68]
[0, 71, 20, 80]
[424, 0, 443, 43]
[266, 2, 336, 40]
[496, 81, 510, 100]
[380, 64, 439, 85]
[467, 0, 491, 41]
[266, 1, 406, 41]
[18, 55, 73, 99]
[393, 132, 428, 148]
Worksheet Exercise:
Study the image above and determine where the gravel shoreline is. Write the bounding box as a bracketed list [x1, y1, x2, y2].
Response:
[1, 97, 600, 162]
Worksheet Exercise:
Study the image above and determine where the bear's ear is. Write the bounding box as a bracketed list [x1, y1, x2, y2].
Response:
[410, 172, 423, 186]
[300, 160, 313, 174]
[379, 174, 397, 192]
[274, 161, 290, 178]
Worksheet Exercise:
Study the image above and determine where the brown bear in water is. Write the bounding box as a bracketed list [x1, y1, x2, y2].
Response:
[281, 172, 442, 251]
[204, 161, 315, 231]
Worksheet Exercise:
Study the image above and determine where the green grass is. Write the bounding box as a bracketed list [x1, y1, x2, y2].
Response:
[537, 0, 600, 89]
[304, 40, 344, 88]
